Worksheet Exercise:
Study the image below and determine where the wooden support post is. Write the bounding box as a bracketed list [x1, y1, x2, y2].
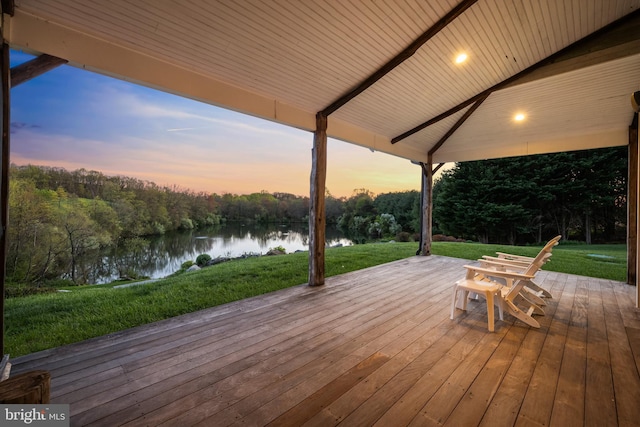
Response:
[418, 158, 433, 256]
[0, 43, 8, 355]
[309, 113, 327, 286]
[633, 112, 640, 308]
[628, 114, 637, 288]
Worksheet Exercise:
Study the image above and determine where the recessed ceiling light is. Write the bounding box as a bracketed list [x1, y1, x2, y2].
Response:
[514, 113, 525, 121]
[455, 53, 468, 64]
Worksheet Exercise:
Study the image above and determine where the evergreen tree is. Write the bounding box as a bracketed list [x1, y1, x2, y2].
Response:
[433, 147, 627, 244]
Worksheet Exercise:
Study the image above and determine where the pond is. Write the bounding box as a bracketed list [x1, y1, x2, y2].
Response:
[83, 223, 352, 284]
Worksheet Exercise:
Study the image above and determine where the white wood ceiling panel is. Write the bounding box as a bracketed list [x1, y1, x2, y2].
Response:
[433, 54, 640, 161]
[11, 0, 640, 164]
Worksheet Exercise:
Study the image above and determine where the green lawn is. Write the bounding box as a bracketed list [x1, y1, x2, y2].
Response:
[4, 241, 628, 357]
[432, 242, 627, 281]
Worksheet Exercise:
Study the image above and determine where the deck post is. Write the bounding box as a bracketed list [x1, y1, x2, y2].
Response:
[419, 157, 433, 256]
[633, 113, 639, 307]
[0, 42, 9, 354]
[309, 113, 327, 286]
[628, 114, 637, 290]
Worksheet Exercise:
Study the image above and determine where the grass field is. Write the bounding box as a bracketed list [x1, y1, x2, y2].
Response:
[5, 241, 628, 357]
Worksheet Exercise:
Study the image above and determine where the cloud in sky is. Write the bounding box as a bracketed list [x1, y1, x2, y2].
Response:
[9, 50, 422, 198]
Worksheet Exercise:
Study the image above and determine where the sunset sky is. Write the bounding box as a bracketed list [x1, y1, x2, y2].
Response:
[10, 50, 424, 198]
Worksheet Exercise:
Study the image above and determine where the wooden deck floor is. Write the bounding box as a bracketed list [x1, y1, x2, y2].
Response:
[10, 255, 640, 426]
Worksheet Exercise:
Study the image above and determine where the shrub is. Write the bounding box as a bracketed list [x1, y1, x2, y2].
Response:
[179, 218, 194, 230]
[195, 254, 212, 267]
[266, 246, 286, 255]
[432, 234, 465, 242]
[395, 231, 412, 242]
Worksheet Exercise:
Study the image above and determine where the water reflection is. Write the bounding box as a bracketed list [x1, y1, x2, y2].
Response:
[82, 223, 351, 283]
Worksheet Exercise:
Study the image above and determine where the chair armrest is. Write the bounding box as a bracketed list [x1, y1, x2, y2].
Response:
[464, 265, 535, 281]
[495, 252, 535, 262]
[481, 255, 530, 268]
[478, 259, 527, 272]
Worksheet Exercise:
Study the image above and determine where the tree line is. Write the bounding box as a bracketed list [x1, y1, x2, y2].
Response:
[433, 146, 627, 245]
[6, 164, 419, 286]
[6, 146, 627, 286]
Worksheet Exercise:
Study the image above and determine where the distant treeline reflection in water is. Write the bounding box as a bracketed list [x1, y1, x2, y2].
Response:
[87, 223, 352, 284]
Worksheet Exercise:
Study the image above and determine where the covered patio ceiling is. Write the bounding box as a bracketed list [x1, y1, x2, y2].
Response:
[4, 0, 640, 164]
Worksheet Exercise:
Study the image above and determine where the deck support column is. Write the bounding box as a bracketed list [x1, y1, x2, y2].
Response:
[0, 42, 9, 354]
[419, 157, 433, 256]
[309, 113, 327, 286]
[633, 112, 639, 307]
[628, 114, 638, 291]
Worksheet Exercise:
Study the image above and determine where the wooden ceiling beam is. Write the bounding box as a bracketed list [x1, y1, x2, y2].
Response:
[392, 8, 640, 145]
[10, 54, 67, 87]
[320, 0, 477, 117]
[1, 0, 14, 16]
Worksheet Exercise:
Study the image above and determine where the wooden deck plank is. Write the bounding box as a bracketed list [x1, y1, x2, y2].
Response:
[627, 326, 640, 376]
[441, 311, 538, 426]
[264, 351, 390, 427]
[515, 273, 577, 427]
[328, 311, 490, 427]
[601, 280, 640, 426]
[584, 279, 618, 427]
[301, 268, 490, 427]
[182, 266, 460, 426]
[405, 324, 514, 427]
[303, 304, 458, 426]
[424, 273, 569, 427]
[6, 255, 638, 427]
[548, 275, 589, 427]
[478, 272, 567, 427]
[112, 259, 459, 426]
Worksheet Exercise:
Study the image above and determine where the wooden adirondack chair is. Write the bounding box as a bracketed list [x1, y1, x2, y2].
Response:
[451, 252, 551, 331]
[493, 235, 561, 264]
[479, 235, 560, 300]
[451, 266, 540, 331]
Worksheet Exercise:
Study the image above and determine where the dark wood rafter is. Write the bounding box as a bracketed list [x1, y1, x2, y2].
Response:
[1, 0, 14, 16]
[309, 113, 327, 286]
[320, 0, 477, 117]
[428, 94, 490, 156]
[0, 43, 9, 355]
[433, 163, 444, 174]
[391, 8, 640, 144]
[628, 114, 638, 286]
[11, 54, 68, 88]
